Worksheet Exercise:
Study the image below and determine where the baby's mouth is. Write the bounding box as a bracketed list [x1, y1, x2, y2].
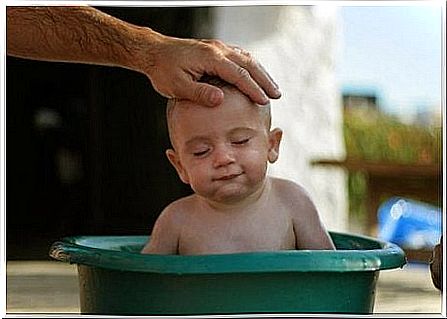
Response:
[213, 172, 243, 181]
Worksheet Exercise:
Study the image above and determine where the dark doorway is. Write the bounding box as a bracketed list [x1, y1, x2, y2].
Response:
[6, 7, 205, 259]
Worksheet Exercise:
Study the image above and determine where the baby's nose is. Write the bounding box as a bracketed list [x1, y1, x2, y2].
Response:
[212, 145, 235, 168]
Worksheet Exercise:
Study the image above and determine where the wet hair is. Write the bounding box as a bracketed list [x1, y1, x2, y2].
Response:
[166, 76, 271, 148]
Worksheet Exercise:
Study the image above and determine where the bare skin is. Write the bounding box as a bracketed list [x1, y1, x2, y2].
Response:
[141, 84, 335, 255]
[142, 177, 335, 255]
[7, 6, 281, 107]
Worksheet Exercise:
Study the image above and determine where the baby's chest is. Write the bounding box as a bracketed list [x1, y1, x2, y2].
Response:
[179, 212, 295, 254]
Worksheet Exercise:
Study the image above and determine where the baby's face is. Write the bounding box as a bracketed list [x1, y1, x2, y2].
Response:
[167, 89, 282, 204]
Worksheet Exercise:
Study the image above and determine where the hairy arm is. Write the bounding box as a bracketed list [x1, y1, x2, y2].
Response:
[7, 6, 150, 69]
[7, 6, 280, 106]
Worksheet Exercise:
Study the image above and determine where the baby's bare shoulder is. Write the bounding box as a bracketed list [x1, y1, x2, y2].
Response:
[269, 176, 318, 218]
[162, 194, 198, 221]
[269, 177, 335, 250]
[142, 195, 199, 254]
[152, 196, 198, 232]
[269, 177, 311, 201]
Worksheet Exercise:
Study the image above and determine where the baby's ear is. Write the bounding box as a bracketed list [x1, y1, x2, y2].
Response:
[166, 149, 190, 184]
[267, 128, 283, 163]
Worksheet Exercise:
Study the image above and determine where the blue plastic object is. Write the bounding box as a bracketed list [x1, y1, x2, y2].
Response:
[378, 197, 442, 249]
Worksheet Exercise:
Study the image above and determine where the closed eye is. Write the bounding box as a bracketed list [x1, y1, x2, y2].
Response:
[193, 149, 209, 157]
[232, 138, 250, 145]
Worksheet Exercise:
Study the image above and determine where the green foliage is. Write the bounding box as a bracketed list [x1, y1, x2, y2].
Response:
[343, 108, 441, 220]
[344, 109, 441, 165]
[347, 171, 368, 221]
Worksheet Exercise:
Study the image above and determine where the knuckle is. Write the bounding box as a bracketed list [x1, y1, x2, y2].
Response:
[245, 55, 258, 68]
[199, 39, 223, 50]
[198, 39, 229, 59]
[235, 67, 251, 81]
[241, 48, 252, 57]
[193, 85, 208, 102]
[208, 39, 225, 47]
[199, 42, 219, 56]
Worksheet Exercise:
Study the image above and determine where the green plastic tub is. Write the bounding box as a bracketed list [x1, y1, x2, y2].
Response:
[49, 232, 406, 315]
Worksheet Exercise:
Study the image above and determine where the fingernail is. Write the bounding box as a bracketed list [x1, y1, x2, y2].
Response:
[210, 90, 223, 106]
[273, 88, 281, 98]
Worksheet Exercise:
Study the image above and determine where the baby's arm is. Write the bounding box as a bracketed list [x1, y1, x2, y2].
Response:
[275, 178, 335, 250]
[141, 206, 180, 254]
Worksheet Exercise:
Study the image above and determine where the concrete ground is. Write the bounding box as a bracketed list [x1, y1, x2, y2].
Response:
[5, 260, 443, 316]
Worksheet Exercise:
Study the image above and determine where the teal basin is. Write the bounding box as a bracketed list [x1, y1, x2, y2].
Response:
[49, 231, 406, 315]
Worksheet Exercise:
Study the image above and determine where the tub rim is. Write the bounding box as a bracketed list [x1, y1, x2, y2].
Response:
[49, 231, 406, 274]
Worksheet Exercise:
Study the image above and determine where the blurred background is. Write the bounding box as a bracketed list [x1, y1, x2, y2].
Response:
[4, 3, 443, 314]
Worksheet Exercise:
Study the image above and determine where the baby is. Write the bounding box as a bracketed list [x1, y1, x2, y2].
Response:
[142, 78, 335, 255]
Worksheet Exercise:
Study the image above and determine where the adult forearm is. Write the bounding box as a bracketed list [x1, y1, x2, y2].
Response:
[7, 6, 281, 106]
[6, 6, 158, 71]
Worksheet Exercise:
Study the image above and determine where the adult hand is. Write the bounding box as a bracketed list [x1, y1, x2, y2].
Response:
[133, 34, 281, 107]
[7, 6, 281, 107]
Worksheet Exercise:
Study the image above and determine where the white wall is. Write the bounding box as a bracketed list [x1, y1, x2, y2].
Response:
[197, 6, 348, 231]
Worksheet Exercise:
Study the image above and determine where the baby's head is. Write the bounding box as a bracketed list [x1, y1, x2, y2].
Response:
[165, 77, 283, 204]
[167, 77, 273, 145]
